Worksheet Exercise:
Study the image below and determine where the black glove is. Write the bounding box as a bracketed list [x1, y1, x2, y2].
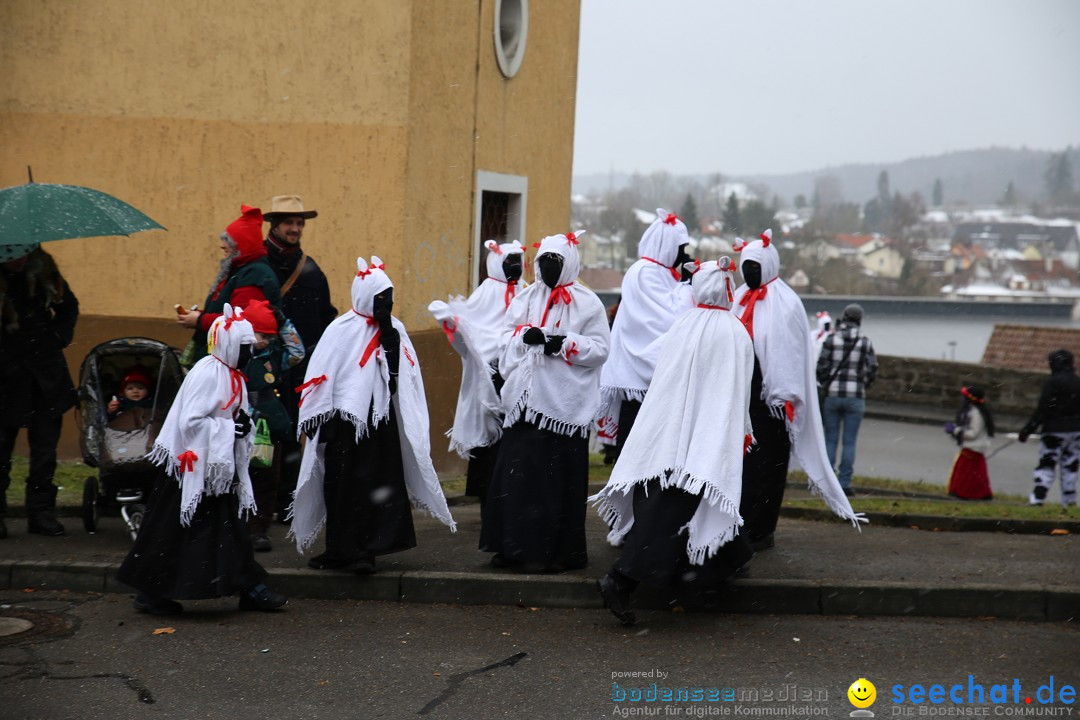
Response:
[544, 335, 565, 356]
[522, 327, 545, 346]
[234, 409, 252, 438]
[680, 264, 695, 282]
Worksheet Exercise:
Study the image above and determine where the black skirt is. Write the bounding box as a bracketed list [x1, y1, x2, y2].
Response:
[615, 479, 753, 590]
[479, 420, 589, 569]
[464, 441, 500, 503]
[319, 410, 416, 563]
[116, 475, 267, 600]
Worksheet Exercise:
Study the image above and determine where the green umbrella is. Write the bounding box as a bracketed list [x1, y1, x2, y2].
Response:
[0, 171, 165, 249]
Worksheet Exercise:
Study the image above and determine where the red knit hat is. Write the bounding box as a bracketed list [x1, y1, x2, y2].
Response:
[243, 299, 278, 334]
[119, 367, 152, 391]
[226, 205, 267, 264]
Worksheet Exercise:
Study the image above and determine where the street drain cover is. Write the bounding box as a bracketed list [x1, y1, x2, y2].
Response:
[0, 608, 79, 646]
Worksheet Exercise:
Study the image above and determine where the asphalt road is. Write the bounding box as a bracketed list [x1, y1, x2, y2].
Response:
[2, 591, 1077, 720]
[842, 418, 1041, 499]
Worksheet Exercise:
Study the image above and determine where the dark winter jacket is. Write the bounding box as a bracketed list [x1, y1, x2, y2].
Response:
[0, 250, 80, 427]
[264, 238, 337, 353]
[1022, 362, 1080, 435]
[264, 236, 337, 422]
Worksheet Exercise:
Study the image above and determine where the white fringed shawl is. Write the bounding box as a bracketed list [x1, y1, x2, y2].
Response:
[148, 303, 257, 526]
[499, 233, 610, 438]
[429, 240, 527, 457]
[591, 259, 755, 564]
[288, 256, 456, 553]
[732, 232, 865, 528]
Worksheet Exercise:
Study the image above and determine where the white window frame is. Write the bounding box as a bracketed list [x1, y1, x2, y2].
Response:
[474, 170, 528, 290]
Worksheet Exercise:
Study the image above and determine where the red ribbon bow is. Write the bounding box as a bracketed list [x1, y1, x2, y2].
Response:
[352, 311, 382, 368]
[356, 262, 384, 279]
[295, 374, 328, 408]
[441, 320, 456, 345]
[492, 278, 518, 308]
[663, 213, 678, 226]
[178, 450, 198, 474]
[540, 284, 574, 327]
[565, 232, 579, 245]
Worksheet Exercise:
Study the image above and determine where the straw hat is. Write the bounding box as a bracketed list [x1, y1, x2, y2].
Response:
[263, 195, 317, 220]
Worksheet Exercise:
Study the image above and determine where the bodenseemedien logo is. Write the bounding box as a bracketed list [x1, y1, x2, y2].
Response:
[849, 678, 877, 717]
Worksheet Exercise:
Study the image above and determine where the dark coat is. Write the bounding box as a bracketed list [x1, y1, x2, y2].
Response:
[243, 338, 291, 442]
[0, 251, 80, 427]
[264, 242, 337, 421]
[1023, 368, 1080, 435]
[190, 258, 282, 364]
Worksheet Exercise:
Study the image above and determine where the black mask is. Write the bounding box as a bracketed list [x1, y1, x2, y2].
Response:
[502, 254, 523, 283]
[742, 260, 762, 290]
[538, 253, 564, 289]
[673, 243, 692, 269]
[372, 288, 394, 321]
[236, 343, 253, 369]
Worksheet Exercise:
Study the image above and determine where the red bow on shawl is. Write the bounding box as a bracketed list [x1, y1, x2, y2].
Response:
[441, 320, 456, 344]
[641, 256, 681, 282]
[213, 357, 249, 411]
[295, 374, 328, 408]
[540, 284, 574, 327]
[663, 213, 678, 226]
[352, 310, 382, 367]
[177, 450, 198, 474]
[563, 340, 579, 366]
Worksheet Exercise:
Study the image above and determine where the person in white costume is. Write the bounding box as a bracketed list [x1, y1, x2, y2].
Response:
[428, 239, 527, 505]
[480, 232, 610, 572]
[592, 257, 755, 626]
[289, 257, 456, 575]
[731, 230, 865, 551]
[596, 209, 693, 459]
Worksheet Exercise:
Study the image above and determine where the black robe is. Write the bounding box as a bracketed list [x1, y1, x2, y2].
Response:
[479, 420, 589, 571]
[116, 475, 266, 600]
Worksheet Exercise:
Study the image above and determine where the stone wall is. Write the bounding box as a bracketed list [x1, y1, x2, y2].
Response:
[874, 355, 1047, 420]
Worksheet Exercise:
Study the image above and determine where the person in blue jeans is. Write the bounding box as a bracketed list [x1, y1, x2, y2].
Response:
[816, 304, 878, 496]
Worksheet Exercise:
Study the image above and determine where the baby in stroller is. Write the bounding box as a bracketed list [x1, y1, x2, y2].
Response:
[107, 368, 155, 421]
[78, 338, 185, 540]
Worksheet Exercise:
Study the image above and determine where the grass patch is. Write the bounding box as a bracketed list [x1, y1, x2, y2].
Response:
[6, 456, 91, 508]
[440, 474, 468, 496]
[785, 495, 1080, 522]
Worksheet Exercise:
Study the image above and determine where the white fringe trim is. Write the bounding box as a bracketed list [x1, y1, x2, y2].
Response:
[298, 408, 390, 444]
[285, 512, 326, 554]
[600, 385, 647, 404]
[523, 407, 591, 438]
[591, 466, 744, 564]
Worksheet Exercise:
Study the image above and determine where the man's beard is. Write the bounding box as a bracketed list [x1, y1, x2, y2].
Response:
[208, 233, 240, 294]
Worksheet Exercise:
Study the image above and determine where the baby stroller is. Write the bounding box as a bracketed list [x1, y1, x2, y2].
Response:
[76, 337, 185, 540]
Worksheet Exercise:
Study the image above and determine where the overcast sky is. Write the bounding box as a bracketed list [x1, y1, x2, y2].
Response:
[572, 0, 1080, 177]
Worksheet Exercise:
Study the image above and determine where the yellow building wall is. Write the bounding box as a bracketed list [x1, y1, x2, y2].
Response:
[1, 0, 582, 466]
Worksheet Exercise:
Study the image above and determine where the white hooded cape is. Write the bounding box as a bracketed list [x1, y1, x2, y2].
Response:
[499, 232, 611, 437]
[597, 209, 694, 438]
[148, 303, 257, 526]
[288, 256, 456, 553]
[731, 232, 864, 528]
[591, 259, 755, 564]
[429, 239, 527, 457]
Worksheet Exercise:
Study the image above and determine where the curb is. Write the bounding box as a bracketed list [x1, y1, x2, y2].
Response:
[780, 506, 1080, 535]
[2, 560, 1076, 622]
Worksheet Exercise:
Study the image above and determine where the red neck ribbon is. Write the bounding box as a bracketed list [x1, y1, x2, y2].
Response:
[641, 256, 681, 282]
[294, 374, 328, 408]
[489, 278, 518, 308]
[696, 304, 729, 311]
[540, 283, 574, 327]
[737, 279, 776, 340]
[213, 356, 249, 411]
[353, 310, 381, 368]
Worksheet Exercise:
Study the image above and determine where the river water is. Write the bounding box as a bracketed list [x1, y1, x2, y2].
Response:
[809, 314, 1080, 363]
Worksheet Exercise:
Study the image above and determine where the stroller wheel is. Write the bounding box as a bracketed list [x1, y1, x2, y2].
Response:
[124, 503, 147, 542]
[82, 476, 99, 533]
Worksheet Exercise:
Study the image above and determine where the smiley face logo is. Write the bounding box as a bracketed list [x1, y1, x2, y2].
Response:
[848, 678, 877, 709]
